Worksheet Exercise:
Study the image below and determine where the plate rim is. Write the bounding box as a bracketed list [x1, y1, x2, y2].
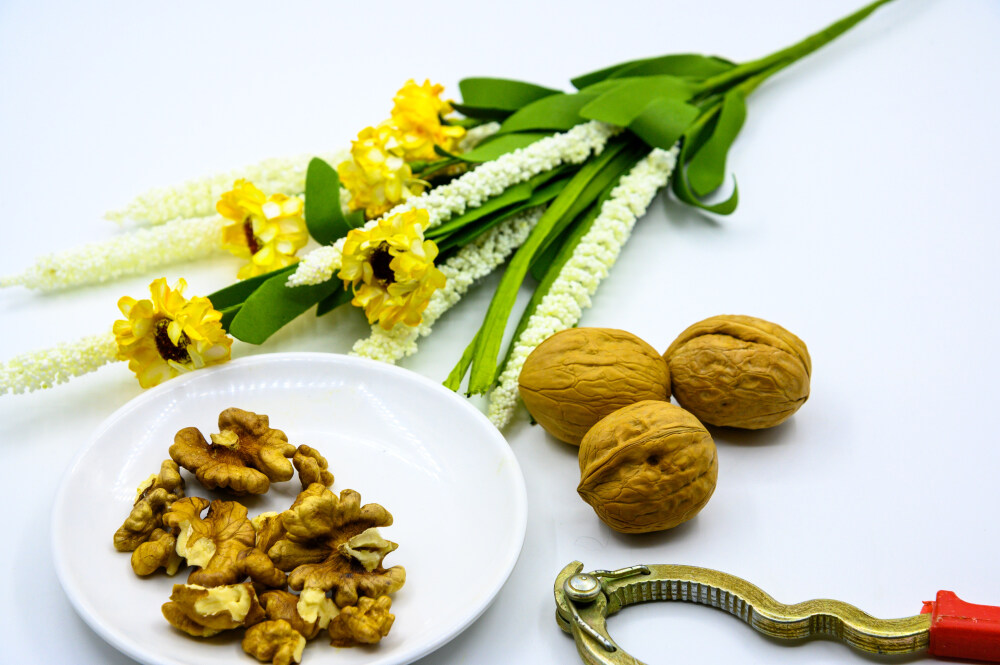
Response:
[51, 351, 528, 665]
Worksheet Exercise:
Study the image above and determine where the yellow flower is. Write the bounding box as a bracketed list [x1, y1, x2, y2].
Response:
[338, 209, 446, 330]
[113, 278, 232, 388]
[390, 79, 466, 161]
[338, 124, 425, 220]
[217, 179, 308, 279]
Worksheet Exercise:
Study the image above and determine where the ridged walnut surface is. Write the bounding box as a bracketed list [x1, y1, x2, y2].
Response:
[664, 315, 811, 429]
[577, 401, 717, 533]
[519, 328, 670, 446]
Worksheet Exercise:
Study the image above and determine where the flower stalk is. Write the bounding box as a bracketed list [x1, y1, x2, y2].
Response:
[106, 152, 345, 226]
[0, 332, 119, 395]
[0, 216, 225, 291]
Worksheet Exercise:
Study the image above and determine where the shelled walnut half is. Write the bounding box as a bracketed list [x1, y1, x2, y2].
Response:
[259, 588, 337, 640]
[328, 596, 395, 647]
[268, 484, 405, 608]
[170, 408, 296, 495]
[162, 582, 265, 637]
[113, 459, 185, 552]
[292, 445, 334, 489]
[243, 620, 307, 665]
[163, 497, 286, 589]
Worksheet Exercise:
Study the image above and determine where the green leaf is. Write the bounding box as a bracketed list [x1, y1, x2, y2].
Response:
[427, 166, 570, 241]
[498, 93, 596, 134]
[458, 78, 561, 114]
[219, 305, 240, 332]
[627, 97, 701, 150]
[499, 203, 603, 380]
[610, 54, 735, 80]
[206, 265, 297, 311]
[571, 62, 640, 91]
[440, 132, 551, 163]
[305, 158, 362, 246]
[315, 286, 353, 317]
[227, 272, 342, 344]
[443, 331, 479, 392]
[526, 220, 574, 286]
[571, 54, 734, 89]
[441, 116, 485, 129]
[427, 181, 534, 240]
[449, 104, 510, 121]
[672, 136, 740, 215]
[686, 90, 747, 197]
[579, 76, 696, 127]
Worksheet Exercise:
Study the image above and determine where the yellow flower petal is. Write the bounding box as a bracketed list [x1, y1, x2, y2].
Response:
[217, 180, 307, 279]
[390, 79, 466, 162]
[337, 209, 445, 330]
[113, 278, 233, 389]
[338, 125, 425, 219]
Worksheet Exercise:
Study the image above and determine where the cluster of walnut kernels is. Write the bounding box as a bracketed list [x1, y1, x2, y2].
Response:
[112, 407, 404, 664]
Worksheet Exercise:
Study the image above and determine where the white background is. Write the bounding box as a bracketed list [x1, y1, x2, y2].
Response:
[2, 1, 999, 664]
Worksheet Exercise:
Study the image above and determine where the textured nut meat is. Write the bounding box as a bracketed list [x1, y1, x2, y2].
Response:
[169, 407, 296, 495]
[578, 401, 717, 533]
[518, 328, 670, 446]
[664, 314, 811, 429]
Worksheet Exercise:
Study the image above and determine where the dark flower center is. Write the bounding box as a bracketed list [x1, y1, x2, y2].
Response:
[370, 243, 395, 284]
[154, 318, 191, 363]
[243, 218, 260, 255]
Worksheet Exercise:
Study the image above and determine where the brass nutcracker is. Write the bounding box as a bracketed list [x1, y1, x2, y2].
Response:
[555, 561, 1000, 663]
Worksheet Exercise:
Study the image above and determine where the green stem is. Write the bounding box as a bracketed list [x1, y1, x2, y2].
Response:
[696, 0, 896, 98]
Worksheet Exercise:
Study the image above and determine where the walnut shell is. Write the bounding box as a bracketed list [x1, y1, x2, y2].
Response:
[518, 328, 670, 446]
[577, 400, 717, 533]
[664, 315, 811, 429]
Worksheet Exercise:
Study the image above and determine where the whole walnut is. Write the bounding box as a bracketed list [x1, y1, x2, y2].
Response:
[664, 315, 811, 429]
[578, 400, 717, 533]
[518, 328, 670, 446]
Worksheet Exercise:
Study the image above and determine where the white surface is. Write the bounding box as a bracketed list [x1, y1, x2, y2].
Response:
[1, 1, 999, 664]
[51, 353, 526, 665]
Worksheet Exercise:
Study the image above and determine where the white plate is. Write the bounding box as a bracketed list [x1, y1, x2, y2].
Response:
[52, 353, 527, 665]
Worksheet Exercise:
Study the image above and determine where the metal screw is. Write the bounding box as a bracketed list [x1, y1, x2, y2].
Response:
[565, 573, 603, 603]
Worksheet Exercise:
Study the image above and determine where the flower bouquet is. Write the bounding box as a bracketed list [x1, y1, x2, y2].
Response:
[1, 0, 894, 432]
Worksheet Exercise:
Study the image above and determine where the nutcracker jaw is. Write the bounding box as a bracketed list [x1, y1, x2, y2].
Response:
[555, 561, 935, 665]
[554, 561, 634, 665]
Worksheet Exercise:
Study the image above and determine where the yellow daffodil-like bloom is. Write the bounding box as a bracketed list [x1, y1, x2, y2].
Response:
[113, 278, 233, 388]
[217, 179, 309, 279]
[338, 209, 446, 330]
[338, 124, 425, 220]
[391, 79, 466, 162]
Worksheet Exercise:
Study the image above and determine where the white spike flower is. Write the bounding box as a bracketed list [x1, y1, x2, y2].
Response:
[486, 146, 679, 429]
[287, 121, 618, 288]
[350, 205, 545, 363]
[105, 151, 346, 226]
[0, 332, 119, 395]
[0, 216, 225, 291]
[457, 122, 500, 153]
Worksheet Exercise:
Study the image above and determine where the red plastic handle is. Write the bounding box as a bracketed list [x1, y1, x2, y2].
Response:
[923, 590, 1000, 662]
